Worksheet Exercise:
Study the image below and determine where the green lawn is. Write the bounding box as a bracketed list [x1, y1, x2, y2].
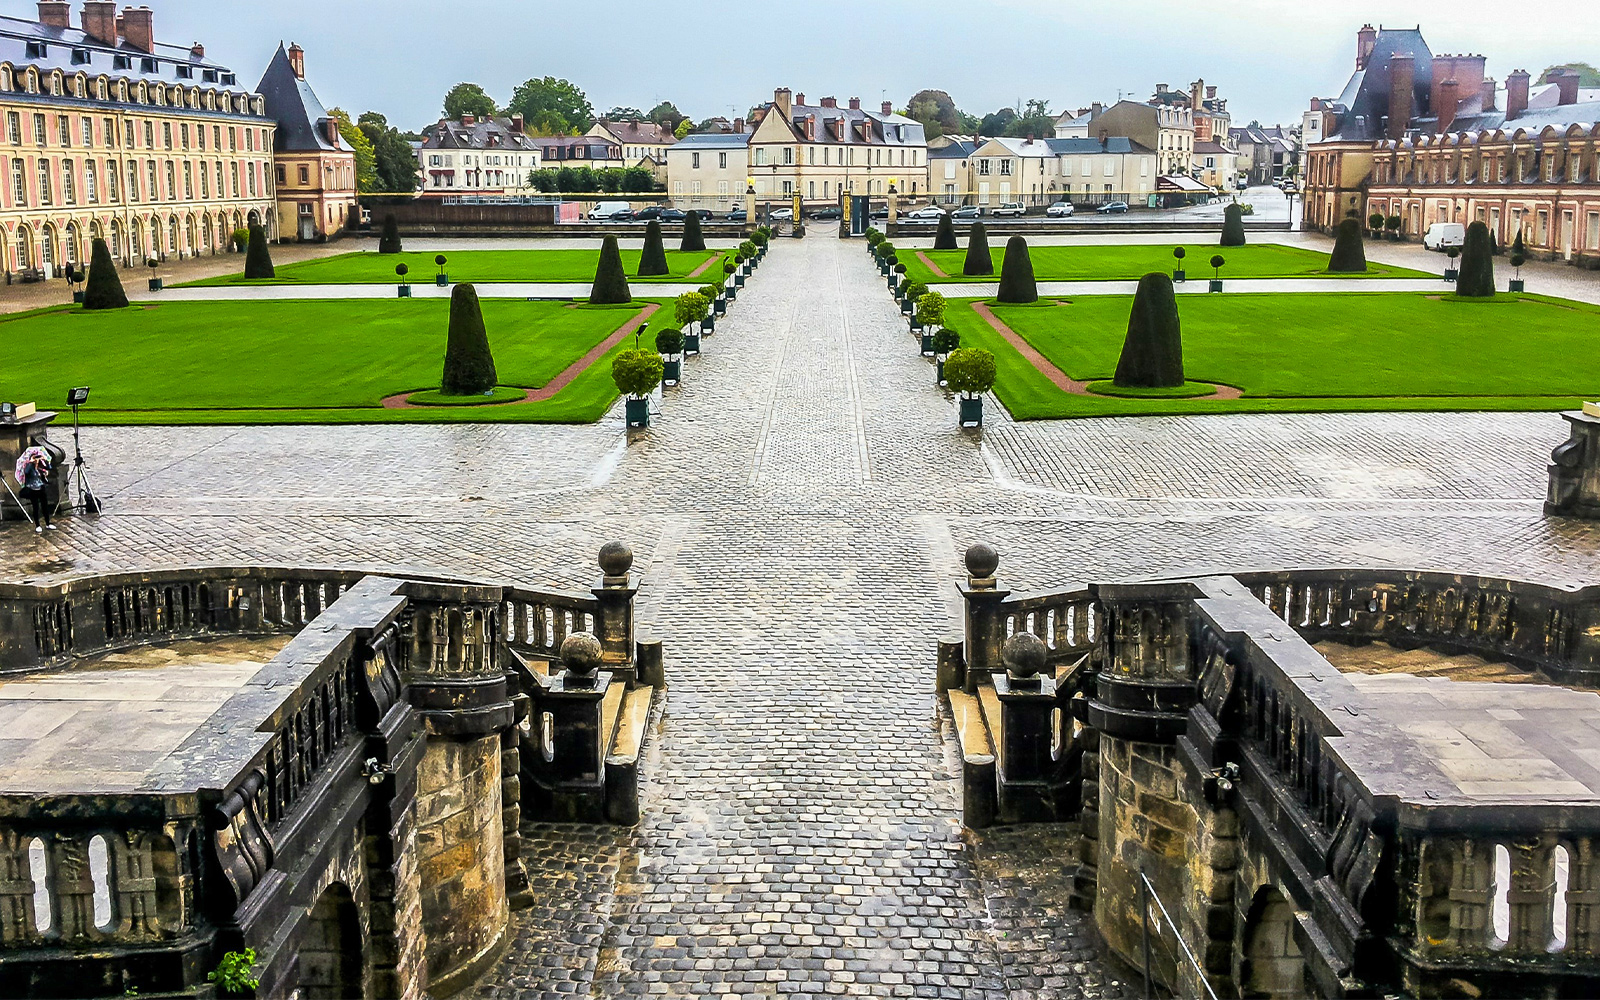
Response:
[904, 243, 1429, 285]
[946, 293, 1600, 419]
[180, 248, 734, 287]
[1, 299, 657, 424]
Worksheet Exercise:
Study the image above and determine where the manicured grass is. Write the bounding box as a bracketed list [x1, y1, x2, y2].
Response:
[180, 248, 735, 287]
[905, 243, 1430, 285]
[1, 299, 656, 424]
[407, 386, 527, 406]
[945, 292, 1600, 419]
[1084, 380, 1218, 398]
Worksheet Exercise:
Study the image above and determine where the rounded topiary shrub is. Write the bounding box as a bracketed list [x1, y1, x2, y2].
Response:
[997, 236, 1037, 304]
[612, 349, 665, 399]
[916, 291, 947, 329]
[1113, 273, 1184, 389]
[655, 327, 685, 356]
[674, 291, 709, 328]
[638, 221, 669, 277]
[963, 223, 993, 276]
[1220, 203, 1247, 247]
[82, 238, 128, 310]
[590, 235, 632, 304]
[441, 284, 497, 395]
[932, 327, 961, 355]
[1327, 218, 1368, 273]
[944, 348, 997, 397]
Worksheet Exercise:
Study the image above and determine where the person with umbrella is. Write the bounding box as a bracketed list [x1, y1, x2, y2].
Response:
[14, 439, 55, 533]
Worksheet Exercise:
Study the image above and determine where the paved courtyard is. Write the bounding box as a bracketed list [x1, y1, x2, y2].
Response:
[4, 229, 1600, 998]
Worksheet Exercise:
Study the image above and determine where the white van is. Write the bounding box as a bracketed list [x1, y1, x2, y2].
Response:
[1422, 222, 1465, 251]
[587, 201, 632, 221]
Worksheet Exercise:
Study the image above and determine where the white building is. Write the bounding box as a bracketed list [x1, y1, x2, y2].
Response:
[665, 131, 749, 215]
[417, 113, 541, 198]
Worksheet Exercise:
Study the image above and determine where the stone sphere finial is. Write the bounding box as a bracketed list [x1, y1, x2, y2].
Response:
[560, 632, 604, 677]
[598, 541, 634, 579]
[1003, 632, 1048, 679]
[965, 543, 999, 581]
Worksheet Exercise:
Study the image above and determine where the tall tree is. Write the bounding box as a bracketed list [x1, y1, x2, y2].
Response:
[649, 101, 688, 132]
[605, 106, 645, 120]
[907, 89, 961, 138]
[328, 108, 377, 193]
[1005, 99, 1056, 138]
[358, 112, 421, 193]
[507, 77, 594, 136]
[978, 107, 1018, 137]
[673, 118, 694, 139]
[1540, 62, 1600, 86]
[443, 83, 498, 121]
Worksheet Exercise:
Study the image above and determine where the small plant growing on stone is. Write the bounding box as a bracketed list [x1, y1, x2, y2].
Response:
[612, 349, 665, 399]
[916, 291, 947, 331]
[944, 347, 997, 398]
[207, 949, 260, 995]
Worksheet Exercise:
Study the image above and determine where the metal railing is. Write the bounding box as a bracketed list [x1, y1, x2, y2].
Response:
[1139, 869, 1219, 1000]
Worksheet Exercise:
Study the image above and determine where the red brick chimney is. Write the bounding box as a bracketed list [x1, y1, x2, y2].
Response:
[509, 114, 525, 134]
[881, 100, 893, 115]
[795, 93, 805, 106]
[1506, 69, 1531, 121]
[461, 113, 476, 127]
[733, 117, 745, 133]
[36, 1, 69, 28]
[120, 5, 154, 54]
[1436, 79, 1459, 133]
[1387, 54, 1415, 140]
[80, 1, 115, 44]
[287, 43, 304, 80]
[1356, 24, 1377, 70]
[1481, 77, 1497, 110]
[323, 118, 339, 148]
[1553, 69, 1580, 105]
[848, 97, 861, 111]
[190, 42, 203, 59]
[820, 97, 837, 109]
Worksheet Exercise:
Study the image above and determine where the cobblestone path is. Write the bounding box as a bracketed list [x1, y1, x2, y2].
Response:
[6, 231, 1600, 998]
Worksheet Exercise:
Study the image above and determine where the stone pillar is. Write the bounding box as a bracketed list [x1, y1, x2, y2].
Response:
[591, 543, 639, 685]
[744, 183, 756, 235]
[1546, 407, 1600, 518]
[958, 543, 1011, 692]
[992, 633, 1062, 823]
[524, 633, 612, 821]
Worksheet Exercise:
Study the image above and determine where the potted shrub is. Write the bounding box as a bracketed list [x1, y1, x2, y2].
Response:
[891, 261, 906, 292]
[1444, 246, 1461, 282]
[1369, 212, 1386, 239]
[612, 345, 664, 428]
[675, 291, 709, 354]
[1172, 246, 1187, 283]
[231, 227, 250, 253]
[723, 260, 738, 300]
[933, 327, 961, 385]
[1509, 250, 1527, 292]
[1385, 215, 1402, 241]
[146, 257, 161, 292]
[901, 279, 928, 316]
[396, 263, 411, 297]
[916, 291, 946, 356]
[435, 254, 449, 287]
[698, 284, 721, 331]
[1209, 254, 1226, 292]
[945, 347, 997, 427]
[656, 327, 685, 386]
[733, 251, 748, 286]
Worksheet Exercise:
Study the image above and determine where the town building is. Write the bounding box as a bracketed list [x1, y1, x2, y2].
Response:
[534, 133, 622, 170]
[1192, 139, 1233, 190]
[1053, 103, 1103, 139]
[1079, 99, 1194, 177]
[664, 131, 748, 216]
[963, 135, 1158, 208]
[1231, 123, 1299, 185]
[416, 113, 542, 198]
[735, 88, 929, 204]
[928, 137, 978, 204]
[256, 43, 355, 241]
[587, 117, 675, 182]
[1302, 24, 1600, 265]
[0, 1, 280, 278]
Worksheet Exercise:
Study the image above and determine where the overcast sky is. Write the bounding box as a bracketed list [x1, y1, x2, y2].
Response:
[108, 0, 1600, 131]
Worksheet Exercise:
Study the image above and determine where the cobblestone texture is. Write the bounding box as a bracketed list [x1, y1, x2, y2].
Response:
[5, 229, 1600, 997]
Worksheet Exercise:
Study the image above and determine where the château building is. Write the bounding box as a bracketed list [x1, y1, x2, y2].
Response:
[0, 2, 279, 277]
[256, 42, 357, 242]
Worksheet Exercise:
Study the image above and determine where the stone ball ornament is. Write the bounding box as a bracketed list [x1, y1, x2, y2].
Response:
[965, 542, 999, 580]
[598, 541, 634, 578]
[1003, 632, 1048, 679]
[560, 632, 604, 677]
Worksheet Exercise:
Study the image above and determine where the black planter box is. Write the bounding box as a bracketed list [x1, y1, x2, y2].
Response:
[959, 397, 984, 427]
[625, 398, 650, 427]
[1209, 279, 1223, 293]
[397, 286, 412, 298]
[1173, 269, 1186, 283]
[148, 277, 163, 292]
[435, 274, 449, 287]
[662, 359, 681, 386]
[1510, 278, 1526, 292]
[1443, 267, 1459, 281]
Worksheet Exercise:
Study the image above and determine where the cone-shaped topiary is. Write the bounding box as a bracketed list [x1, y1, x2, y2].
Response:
[934, 211, 958, 251]
[1220, 203, 1247, 246]
[378, 213, 402, 254]
[963, 222, 993, 276]
[82, 238, 128, 310]
[1456, 220, 1496, 297]
[244, 224, 275, 278]
[997, 237, 1038, 304]
[1326, 218, 1368, 273]
[681, 211, 706, 252]
[441, 284, 497, 395]
[1512, 228, 1526, 259]
[590, 235, 632, 304]
[638, 221, 669, 276]
[1113, 273, 1185, 389]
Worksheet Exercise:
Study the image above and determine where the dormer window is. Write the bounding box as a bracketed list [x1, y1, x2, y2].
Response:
[202, 69, 217, 83]
[25, 42, 46, 60]
[176, 66, 192, 79]
[221, 73, 235, 86]
[71, 48, 90, 65]
[140, 58, 157, 73]
[113, 55, 131, 71]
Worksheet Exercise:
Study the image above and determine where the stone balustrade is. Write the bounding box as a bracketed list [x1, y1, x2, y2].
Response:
[0, 544, 661, 999]
[946, 547, 1600, 999]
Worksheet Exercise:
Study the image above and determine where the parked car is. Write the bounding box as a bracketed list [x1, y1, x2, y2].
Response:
[659, 208, 687, 221]
[906, 205, 945, 220]
[588, 201, 632, 220]
[809, 206, 842, 220]
[1097, 201, 1130, 214]
[769, 208, 794, 221]
[992, 202, 1027, 218]
[687, 209, 718, 221]
[633, 206, 665, 221]
[953, 205, 982, 219]
[1422, 222, 1466, 251]
[726, 208, 748, 222]
[870, 207, 889, 220]
[1046, 201, 1075, 217]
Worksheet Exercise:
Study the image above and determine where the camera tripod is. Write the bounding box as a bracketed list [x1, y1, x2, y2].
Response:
[66, 399, 101, 515]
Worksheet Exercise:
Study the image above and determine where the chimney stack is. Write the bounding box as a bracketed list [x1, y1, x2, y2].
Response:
[1481, 77, 1497, 110]
[1387, 53, 1415, 140]
[120, 5, 154, 54]
[882, 100, 893, 115]
[1191, 79, 1204, 110]
[848, 97, 861, 111]
[795, 93, 805, 106]
[1207, 86, 1218, 100]
[1553, 68, 1580, 106]
[774, 87, 792, 119]
[510, 114, 525, 134]
[36, 1, 69, 28]
[733, 117, 745, 133]
[1091, 101, 1103, 117]
[1356, 24, 1378, 70]
[190, 42, 203, 59]
[461, 113, 476, 127]
[80, 1, 115, 43]
[1436, 79, 1459, 133]
[323, 118, 339, 148]
[1506, 69, 1531, 121]
[287, 43, 304, 80]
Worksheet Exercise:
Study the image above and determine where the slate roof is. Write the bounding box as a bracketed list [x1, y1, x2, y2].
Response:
[1046, 137, 1151, 155]
[1326, 27, 1434, 141]
[671, 132, 750, 149]
[758, 100, 927, 147]
[595, 119, 676, 146]
[418, 115, 541, 153]
[929, 140, 977, 159]
[0, 11, 241, 88]
[256, 44, 338, 153]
